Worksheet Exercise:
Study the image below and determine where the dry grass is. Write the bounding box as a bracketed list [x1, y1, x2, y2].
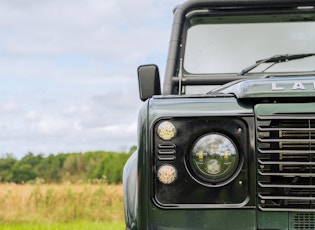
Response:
[0, 183, 124, 223]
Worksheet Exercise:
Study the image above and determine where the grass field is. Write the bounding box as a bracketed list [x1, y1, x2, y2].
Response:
[0, 183, 125, 229]
[0, 221, 124, 230]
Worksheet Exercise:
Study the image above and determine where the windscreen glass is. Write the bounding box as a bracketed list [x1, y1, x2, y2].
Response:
[184, 14, 315, 74]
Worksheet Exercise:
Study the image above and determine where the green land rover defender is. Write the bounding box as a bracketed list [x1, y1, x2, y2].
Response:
[123, 0, 315, 229]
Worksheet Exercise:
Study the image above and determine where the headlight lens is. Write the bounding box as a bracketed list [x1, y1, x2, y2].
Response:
[157, 164, 177, 184]
[190, 133, 239, 184]
[157, 121, 177, 140]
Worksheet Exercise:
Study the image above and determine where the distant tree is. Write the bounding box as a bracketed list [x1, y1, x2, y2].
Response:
[84, 151, 106, 180]
[37, 154, 67, 183]
[0, 154, 16, 182]
[62, 153, 86, 182]
[21, 152, 43, 167]
[0, 150, 131, 184]
[11, 161, 37, 183]
[94, 152, 130, 184]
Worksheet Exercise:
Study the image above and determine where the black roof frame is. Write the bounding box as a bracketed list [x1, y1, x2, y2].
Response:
[162, 0, 315, 95]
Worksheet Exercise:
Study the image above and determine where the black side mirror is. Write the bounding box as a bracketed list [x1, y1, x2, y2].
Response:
[138, 65, 161, 101]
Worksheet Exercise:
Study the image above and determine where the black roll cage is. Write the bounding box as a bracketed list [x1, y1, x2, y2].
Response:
[163, 0, 315, 95]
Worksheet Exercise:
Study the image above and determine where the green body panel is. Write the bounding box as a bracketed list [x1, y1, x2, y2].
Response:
[255, 102, 315, 115]
[136, 101, 150, 229]
[135, 96, 255, 229]
[125, 98, 315, 229]
[257, 211, 288, 229]
[220, 77, 315, 98]
[149, 96, 252, 119]
[148, 209, 256, 230]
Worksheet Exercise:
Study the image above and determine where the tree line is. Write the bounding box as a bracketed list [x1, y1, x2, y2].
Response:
[0, 149, 135, 184]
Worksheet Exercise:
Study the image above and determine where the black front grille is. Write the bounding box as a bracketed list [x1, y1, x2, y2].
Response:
[257, 115, 315, 211]
[294, 213, 315, 229]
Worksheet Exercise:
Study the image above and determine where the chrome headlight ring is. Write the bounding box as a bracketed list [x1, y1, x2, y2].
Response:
[189, 133, 240, 186]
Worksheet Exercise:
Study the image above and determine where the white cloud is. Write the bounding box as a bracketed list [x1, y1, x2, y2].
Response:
[0, 101, 21, 113]
[0, 0, 184, 157]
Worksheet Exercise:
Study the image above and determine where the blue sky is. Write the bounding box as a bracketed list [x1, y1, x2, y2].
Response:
[0, 0, 184, 157]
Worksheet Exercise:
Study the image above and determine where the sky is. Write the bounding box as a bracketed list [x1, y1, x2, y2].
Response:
[0, 0, 184, 158]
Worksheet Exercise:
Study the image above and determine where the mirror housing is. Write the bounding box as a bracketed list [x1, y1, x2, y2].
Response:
[138, 65, 161, 101]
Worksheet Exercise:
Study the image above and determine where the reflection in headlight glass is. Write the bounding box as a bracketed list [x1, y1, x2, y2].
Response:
[191, 133, 239, 183]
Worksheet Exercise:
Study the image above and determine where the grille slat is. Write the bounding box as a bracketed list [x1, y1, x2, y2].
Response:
[258, 159, 315, 165]
[258, 182, 315, 189]
[258, 171, 315, 177]
[257, 114, 315, 212]
[259, 194, 315, 200]
[258, 138, 315, 143]
[258, 127, 315, 131]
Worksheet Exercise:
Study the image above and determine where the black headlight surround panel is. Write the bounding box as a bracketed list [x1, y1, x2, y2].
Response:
[153, 116, 249, 208]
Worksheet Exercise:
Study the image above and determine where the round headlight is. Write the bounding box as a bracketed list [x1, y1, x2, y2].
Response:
[189, 133, 239, 184]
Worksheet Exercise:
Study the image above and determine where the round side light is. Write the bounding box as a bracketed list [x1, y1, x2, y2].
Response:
[157, 164, 177, 185]
[157, 121, 177, 140]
